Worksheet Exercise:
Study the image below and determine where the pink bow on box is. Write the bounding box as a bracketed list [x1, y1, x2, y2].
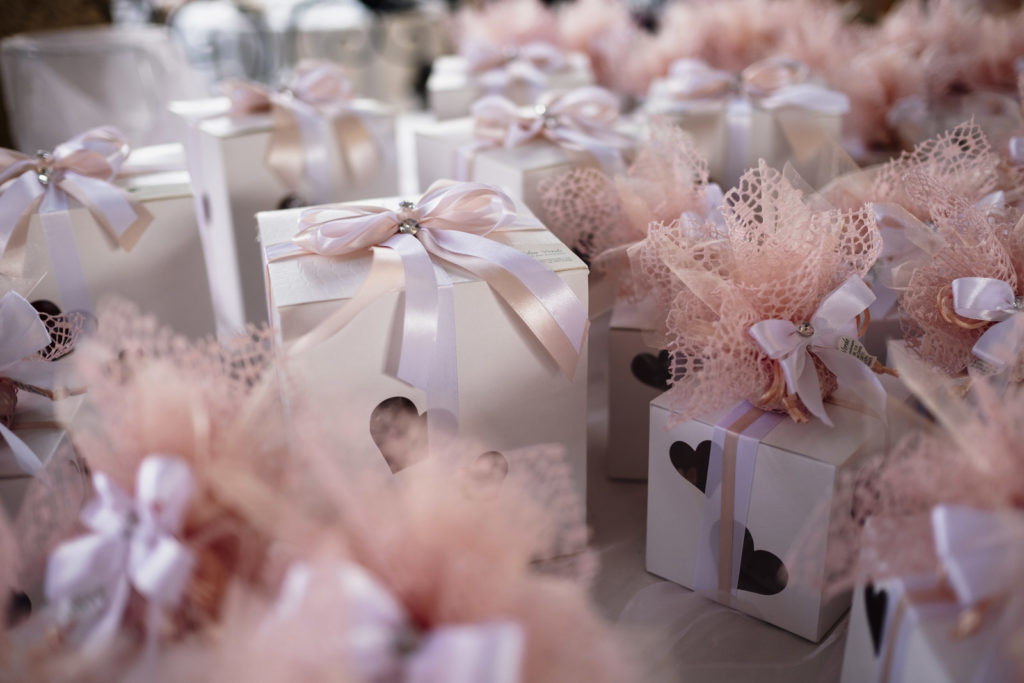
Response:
[463, 41, 570, 98]
[749, 275, 887, 425]
[465, 86, 631, 179]
[221, 60, 382, 204]
[44, 455, 194, 656]
[952, 276, 1024, 375]
[0, 126, 153, 313]
[266, 181, 588, 443]
[274, 562, 524, 683]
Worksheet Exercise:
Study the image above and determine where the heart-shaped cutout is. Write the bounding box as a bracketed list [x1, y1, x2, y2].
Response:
[669, 440, 711, 493]
[277, 194, 308, 210]
[369, 397, 429, 473]
[631, 350, 672, 390]
[737, 527, 788, 596]
[864, 583, 888, 655]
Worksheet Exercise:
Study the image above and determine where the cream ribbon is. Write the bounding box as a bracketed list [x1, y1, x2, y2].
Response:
[952, 276, 1024, 373]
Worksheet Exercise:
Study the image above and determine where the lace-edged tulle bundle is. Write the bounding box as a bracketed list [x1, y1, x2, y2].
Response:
[628, 161, 882, 423]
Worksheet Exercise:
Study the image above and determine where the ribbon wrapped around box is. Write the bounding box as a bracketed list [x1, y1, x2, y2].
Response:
[171, 60, 399, 336]
[259, 181, 590, 498]
[427, 42, 595, 120]
[646, 367, 913, 642]
[841, 506, 1023, 683]
[416, 87, 634, 220]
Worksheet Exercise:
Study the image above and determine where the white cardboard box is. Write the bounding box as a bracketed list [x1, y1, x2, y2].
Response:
[606, 300, 665, 481]
[13, 168, 216, 339]
[414, 116, 622, 223]
[172, 98, 399, 334]
[258, 197, 589, 507]
[841, 574, 1004, 683]
[645, 83, 729, 184]
[748, 104, 845, 190]
[646, 376, 912, 641]
[427, 52, 594, 121]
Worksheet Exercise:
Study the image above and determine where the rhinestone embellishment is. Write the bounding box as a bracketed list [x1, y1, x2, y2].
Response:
[1015, 295, 1024, 311]
[796, 321, 814, 337]
[398, 218, 420, 236]
[36, 150, 54, 186]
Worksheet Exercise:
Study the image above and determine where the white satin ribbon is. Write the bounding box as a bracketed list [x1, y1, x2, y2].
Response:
[952, 277, 1024, 372]
[44, 455, 195, 654]
[755, 83, 849, 115]
[469, 41, 568, 97]
[468, 87, 631, 176]
[1009, 137, 1024, 166]
[0, 291, 53, 477]
[0, 127, 152, 314]
[749, 275, 886, 425]
[658, 59, 735, 110]
[932, 505, 1024, 609]
[266, 181, 588, 439]
[275, 562, 523, 683]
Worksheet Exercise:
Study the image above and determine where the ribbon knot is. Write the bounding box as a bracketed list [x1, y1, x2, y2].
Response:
[267, 181, 587, 444]
[44, 455, 195, 654]
[274, 561, 524, 683]
[662, 59, 736, 103]
[749, 275, 887, 425]
[952, 276, 1024, 373]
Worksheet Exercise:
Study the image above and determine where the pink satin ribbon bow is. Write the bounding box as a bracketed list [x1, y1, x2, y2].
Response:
[0, 291, 52, 477]
[749, 275, 886, 425]
[267, 181, 588, 434]
[0, 126, 153, 313]
[464, 41, 569, 96]
[741, 56, 849, 114]
[222, 60, 379, 203]
[661, 59, 735, 104]
[469, 86, 630, 176]
[44, 455, 195, 655]
[952, 276, 1024, 373]
[274, 562, 524, 683]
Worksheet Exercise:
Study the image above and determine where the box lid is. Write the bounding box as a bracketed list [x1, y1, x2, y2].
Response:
[172, 96, 394, 139]
[259, 195, 587, 308]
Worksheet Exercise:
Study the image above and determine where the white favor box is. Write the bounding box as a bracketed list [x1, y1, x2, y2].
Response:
[14, 167, 216, 339]
[748, 103, 845, 190]
[606, 300, 664, 481]
[841, 574, 1003, 683]
[369, 7, 451, 109]
[414, 116, 630, 222]
[646, 377, 911, 642]
[427, 52, 594, 121]
[258, 199, 589, 506]
[645, 83, 729, 183]
[172, 99, 399, 334]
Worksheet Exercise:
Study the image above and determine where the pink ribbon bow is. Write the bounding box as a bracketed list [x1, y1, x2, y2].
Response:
[952, 276, 1024, 373]
[274, 562, 524, 683]
[741, 56, 848, 114]
[465, 41, 569, 96]
[267, 181, 588, 440]
[467, 87, 631, 177]
[749, 275, 886, 425]
[221, 60, 380, 203]
[0, 126, 153, 313]
[661, 59, 735, 105]
[0, 291, 52, 477]
[44, 455, 195, 654]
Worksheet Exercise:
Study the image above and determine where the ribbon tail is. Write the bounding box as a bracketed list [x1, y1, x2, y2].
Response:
[816, 347, 887, 423]
[333, 111, 380, 189]
[426, 271, 459, 448]
[266, 105, 309, 201]
[60, 173, 152, 252]
[407, 622, 524, 683]
[39, 188, 93, 313]
[382, 234, 440, 392]
[81, 577, 131, 654]
[971, 315, 1024, 373]
[783, 351, 830, 426]
[0, 421, 45, 478]
[0, 174, 43, 266]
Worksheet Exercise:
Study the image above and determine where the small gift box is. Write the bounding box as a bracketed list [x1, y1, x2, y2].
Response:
[368, 6, 452, 108]
[644, 60, 734, 184]
[841, 507, 1021, 682]
[743, 58, 849, 190]
[171, 61, 399, 335]
[646, 375, 910, 642]
[258, 182, 589, 504]
[427, 43, 595, 120]
[0, 130, 216, 338]
[415, 87, 634, 219]
[606, 298, 666, 481]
